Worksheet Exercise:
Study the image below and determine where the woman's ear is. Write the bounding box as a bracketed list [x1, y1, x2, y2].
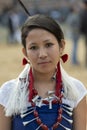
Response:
[22, 47, 27, 57]
[22, 48, 30, 65]
[60, 39, 66, 54]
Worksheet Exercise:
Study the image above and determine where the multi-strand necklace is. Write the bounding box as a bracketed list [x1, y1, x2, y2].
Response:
[28, 62, 63, 130]
[21, 55, 73, 130]
[21, 60, 73, 130]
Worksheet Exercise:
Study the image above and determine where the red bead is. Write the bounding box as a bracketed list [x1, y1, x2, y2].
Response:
[34, 110, 38, 117]
[59, 99, 62, 104]
[41, 124, 49, 130]
[53, 122, 59, 130]
[33, 89, 38, 95]
[36, 118, 42, 125]
[57, 114, 62, 122]
[59, 93, 63, 99]
[58, 108, 63, 114]
[31, 102, 35, 107]
[52, 100, 57, 104]
[43, 100, 49, 104]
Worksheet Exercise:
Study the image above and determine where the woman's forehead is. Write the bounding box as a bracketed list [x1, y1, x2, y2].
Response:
[26, 28, 58, 44]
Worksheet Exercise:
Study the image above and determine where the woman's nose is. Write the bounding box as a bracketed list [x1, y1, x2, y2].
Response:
[39, 48, 47, 59]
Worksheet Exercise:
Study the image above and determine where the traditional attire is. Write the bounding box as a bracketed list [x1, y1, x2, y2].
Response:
[0, 64, 87, 130]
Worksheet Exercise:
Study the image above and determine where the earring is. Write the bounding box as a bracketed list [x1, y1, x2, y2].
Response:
[61, 54, 68, 63]
[22, 57, 30, 65]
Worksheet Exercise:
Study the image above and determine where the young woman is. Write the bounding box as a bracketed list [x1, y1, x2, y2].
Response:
[0, 14, 87, 130]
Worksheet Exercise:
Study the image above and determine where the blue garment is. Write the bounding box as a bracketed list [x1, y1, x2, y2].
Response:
[12, 104, 73, 130]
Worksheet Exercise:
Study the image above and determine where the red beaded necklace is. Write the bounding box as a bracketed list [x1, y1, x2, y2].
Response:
[28, 62, 63, 130]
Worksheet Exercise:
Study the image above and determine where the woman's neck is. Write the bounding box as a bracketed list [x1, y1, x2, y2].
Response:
[33, 69, 56, 83]
[32, 69, 56, 98]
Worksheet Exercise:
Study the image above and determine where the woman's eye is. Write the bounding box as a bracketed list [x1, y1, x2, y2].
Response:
[30, 46, 38, 50]
[46, 43, 53, 47]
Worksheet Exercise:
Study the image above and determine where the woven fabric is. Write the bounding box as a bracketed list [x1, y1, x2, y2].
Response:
[12, 104, 72, 130]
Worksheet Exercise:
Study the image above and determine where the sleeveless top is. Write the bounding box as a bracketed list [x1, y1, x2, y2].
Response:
[0, 77, 87, 130]
[12, 104, 73, 130]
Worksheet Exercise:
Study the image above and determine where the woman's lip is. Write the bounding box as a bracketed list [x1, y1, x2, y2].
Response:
[38, 61, 51, 64]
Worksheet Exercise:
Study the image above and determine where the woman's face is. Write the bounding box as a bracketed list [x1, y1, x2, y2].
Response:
[23, 28, 65, 74]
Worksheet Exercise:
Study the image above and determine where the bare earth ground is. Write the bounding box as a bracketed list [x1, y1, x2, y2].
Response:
[0, 38, 87, 128]
[1, 38, 86, 87]
[0, 38, 87, 85]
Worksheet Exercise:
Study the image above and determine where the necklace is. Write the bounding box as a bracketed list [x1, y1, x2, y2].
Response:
[28, 62, 63, 130]
[31, 92, 63, 130]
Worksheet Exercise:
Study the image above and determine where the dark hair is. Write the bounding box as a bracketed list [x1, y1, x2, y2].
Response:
[21, 14, 64, 48]
[83, 0, 87, 5]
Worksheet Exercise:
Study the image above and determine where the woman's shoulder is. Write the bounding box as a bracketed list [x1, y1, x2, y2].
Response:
[62, 76, 87, 108]
[69, 76, 86, 90]
[0, 79, 17, 107]
[70, 76, 87, 105]
[0, 79, 17, 94]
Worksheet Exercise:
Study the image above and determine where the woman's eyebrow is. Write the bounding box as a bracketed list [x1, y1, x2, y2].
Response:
[43, 39, 51, 43]
[28, 42, 37, 46]
[29, 39, 51, 45]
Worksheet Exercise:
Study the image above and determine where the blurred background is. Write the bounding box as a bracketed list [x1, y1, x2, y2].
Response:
[0, 0, 87, 128]
[0, 0, 87, 97]
[0, 0, 84, 44]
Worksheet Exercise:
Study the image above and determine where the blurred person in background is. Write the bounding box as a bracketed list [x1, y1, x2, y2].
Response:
[7, 8, 21, 43]
[66, 6, 80, 65]
[79, 0, 87, 67]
